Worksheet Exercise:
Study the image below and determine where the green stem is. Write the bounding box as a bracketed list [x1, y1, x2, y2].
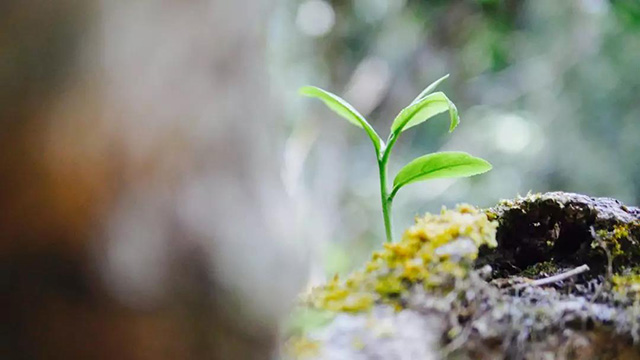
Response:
[388, 185, 400, 203]
[378, 158, 393, 243]
[378, 132, 400, 243]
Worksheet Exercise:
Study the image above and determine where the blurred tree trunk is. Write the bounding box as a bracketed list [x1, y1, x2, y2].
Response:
[0, 1, 303, 359]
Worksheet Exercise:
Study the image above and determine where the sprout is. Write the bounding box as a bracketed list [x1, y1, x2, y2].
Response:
[300, 74, 491, 242]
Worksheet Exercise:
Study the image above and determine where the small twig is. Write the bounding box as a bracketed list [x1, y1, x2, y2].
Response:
[513, 264, 590, 290]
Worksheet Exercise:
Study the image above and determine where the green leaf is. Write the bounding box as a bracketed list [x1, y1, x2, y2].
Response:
[392, 151, 492, 193]
[410, 74, 450, 105]
[300, 86, 383, 151]
[390, 91, 459, 135]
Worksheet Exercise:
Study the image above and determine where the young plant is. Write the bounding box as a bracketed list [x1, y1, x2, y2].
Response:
[300, 74, 492, 243]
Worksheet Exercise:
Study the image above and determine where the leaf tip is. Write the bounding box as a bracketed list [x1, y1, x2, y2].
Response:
[475, 158, 493, 175]
[298, 86, 316, 96]
[482, 160, 493, 172]
[447, 101, 460, 133]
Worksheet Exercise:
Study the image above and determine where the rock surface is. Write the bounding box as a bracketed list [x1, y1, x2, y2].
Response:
[286, 192, 640, 359]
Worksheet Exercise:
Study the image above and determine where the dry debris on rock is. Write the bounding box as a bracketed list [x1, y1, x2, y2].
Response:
[285, 192, 640, 360]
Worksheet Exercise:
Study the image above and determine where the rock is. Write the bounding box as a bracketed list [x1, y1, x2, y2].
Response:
[482, 192, 640, 276]
[287, 192, 640, 359]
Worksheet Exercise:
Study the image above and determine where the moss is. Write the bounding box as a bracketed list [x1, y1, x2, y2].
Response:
[290, 193, 640, 359]
[485, 209, 498, 221]
[481, 192, 640, 276]
[285, 336, 321, 359]
[285, 307, 336, 337]
[609, 263, 640, 303]
[612, 272, 640, 302]
[494, 192, 543, 209]
[520, 261, 559, 278]
[351, 337, 365, 351]
[304, 204, 498, 313]
[593, 222, 640, 263]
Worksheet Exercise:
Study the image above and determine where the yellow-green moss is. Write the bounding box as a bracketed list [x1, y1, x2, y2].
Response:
[485, 209, 498, 221]
[285, 336, 321, 359]
[612, 273, 640, 302]
[495, 192, 543, 208]
[593, 222, 640, 259]
[521, 261, 559, 278]
[486, 192, 543, 221]
[304, 204, 498, 313]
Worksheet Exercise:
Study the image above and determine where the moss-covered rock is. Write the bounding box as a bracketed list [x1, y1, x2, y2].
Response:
[303, 204, 497, 313]
[481, 191, 640, 277]
[285, 192, 640, 360]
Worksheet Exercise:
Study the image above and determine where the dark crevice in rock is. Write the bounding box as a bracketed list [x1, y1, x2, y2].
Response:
[480, 192, 640, 278]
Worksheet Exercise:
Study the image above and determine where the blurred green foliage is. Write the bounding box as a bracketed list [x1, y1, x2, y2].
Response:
[274, 0, 640, 275]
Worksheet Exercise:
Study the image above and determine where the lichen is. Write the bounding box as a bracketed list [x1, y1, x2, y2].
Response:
[304, 204, 498, 313]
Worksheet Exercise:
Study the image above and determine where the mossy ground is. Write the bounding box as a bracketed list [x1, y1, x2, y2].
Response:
[302, 204, 497, 313]
[287, 193, 640, 359]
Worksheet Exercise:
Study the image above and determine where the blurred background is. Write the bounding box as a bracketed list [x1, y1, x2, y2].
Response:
[279, 0, 640, 278]
[1, 0, 639, 359]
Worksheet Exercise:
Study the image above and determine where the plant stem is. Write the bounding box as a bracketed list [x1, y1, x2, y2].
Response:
[378, 132, 400, 243]
[378, 158, 394, 243]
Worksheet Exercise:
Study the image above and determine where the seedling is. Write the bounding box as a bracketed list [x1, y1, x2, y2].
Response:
[300, 74, 492, 243]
